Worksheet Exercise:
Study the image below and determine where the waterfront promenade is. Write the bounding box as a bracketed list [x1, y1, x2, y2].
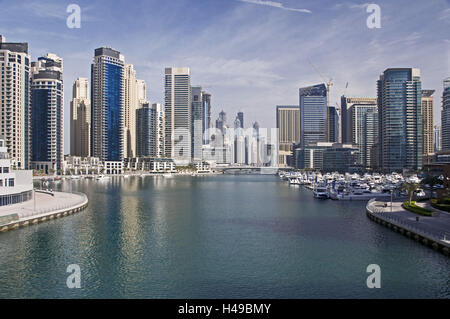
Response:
[366, 199, 450, 255]
[0, 191, 88, 232]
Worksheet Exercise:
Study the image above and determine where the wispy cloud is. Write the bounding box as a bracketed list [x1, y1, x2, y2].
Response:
[237, 0, 311, 13]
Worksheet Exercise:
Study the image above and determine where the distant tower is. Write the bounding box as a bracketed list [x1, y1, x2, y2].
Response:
[191, 85, 203, 162]
[202, 91, 211, 145]
[71, 77, 91, 157]
[237, 112, 244, 128]
[31, 53, 64, 173]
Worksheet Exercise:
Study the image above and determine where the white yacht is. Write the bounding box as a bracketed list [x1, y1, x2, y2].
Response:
[313, 184, 329, 199]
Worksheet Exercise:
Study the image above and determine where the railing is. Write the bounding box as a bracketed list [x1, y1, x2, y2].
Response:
[18, 192, 88, 219]
[367, 198, 450, 244]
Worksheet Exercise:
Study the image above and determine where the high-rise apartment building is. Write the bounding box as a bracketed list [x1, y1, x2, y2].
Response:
[276, 105, 300, 167]
[136, 103, 156, 157]
[237, 112, 244, 129]
[421, 90, 434, 156]
[191, 86, 203, 162]
[30, 54, 64, 173]
[164, 67, 191, 164]
[0, 36, 30, 169]
[349, 103, 378, 169]
[442, 78, 450, 151]
[377, 68, 422, 172]
[299, 84, 327, 146]
[340, 97, 377, 144]
[434, 125, 441, 153]
[70, 77, 91, 157]
[202, 91, 211, 145]
[328, 106, 339, 143]
[123, 64, 138, 158]
[152, 103, 165, 158]
[91, 47, 125, 162]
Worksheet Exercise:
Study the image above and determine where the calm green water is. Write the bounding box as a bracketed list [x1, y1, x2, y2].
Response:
[0, 175, 448, 298]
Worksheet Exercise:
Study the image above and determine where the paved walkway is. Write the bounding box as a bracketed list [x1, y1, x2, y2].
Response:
[369, 200, 450, 243]
[0, 191, 87, 220]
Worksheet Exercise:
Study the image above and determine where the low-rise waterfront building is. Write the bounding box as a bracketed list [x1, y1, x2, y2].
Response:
[294, 142, 360, 173]
[124, 157, 175, 172]
[0, 138, 33, 207]
[63, 156, 103, 175]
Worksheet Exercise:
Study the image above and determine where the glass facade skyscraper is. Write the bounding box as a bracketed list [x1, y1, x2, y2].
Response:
[164, 67, 191, 164]
[30, 54, 64, 173]
[377, 68, 422, 172]
[202, 91, 211, 145]
[442, 78, 450, 151]
[91, 47, 124, 162]
[136, 103, 156, 157]
[299, 84, 327, 147]
[349, 104, 378, 169]
[191, 85, 203, 162]
[328, 106, 339, 143]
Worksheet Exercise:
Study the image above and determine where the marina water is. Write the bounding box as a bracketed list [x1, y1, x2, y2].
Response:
[0, 175, 448, 298]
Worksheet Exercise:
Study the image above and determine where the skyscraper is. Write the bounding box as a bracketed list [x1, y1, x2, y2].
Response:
[152, 103, 165, 158]
[164, 67, 191, 164]
[123, 64, 138, 158]
[0, 36, 30, 169]
[299, 84, 327, 146]
[216, 110, 226, 135]
[349, 103, 378, 169]
[91, 47, 125, 162]
[191, 85, 203, 162]
[341, 97, 377, 144]
[377, 68, 422, 172]
[237, 112, 244, 129]
[442, 78, 450, 151]
[434, 125, 441, 153]
[70, 77, 91, 157]
[276, 105, 300, 167]
[328, 106, 339, 143]
[421, 89, 434, 156]
[202, 91, 211, 145]
[30, 53, 64, 173]
[136, 103, 156, 157]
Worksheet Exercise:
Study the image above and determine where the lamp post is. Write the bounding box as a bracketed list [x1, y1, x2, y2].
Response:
[390, 189, 393, 212]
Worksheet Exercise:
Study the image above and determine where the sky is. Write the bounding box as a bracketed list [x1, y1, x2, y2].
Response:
[1, 0, 449, 154]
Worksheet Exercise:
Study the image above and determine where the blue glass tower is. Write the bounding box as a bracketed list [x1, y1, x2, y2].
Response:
[377, 68, 422, 172]
[30, 54, 64, 173]
[299, 84, 328, 146]
[91, 47, 124, 162]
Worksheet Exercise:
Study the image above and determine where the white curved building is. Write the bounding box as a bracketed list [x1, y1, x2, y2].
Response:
[0, 137, 33, 206]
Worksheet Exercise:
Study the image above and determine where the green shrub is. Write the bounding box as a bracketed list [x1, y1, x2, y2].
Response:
[430, 199, 450, 212]
[402, 201, 433, 216]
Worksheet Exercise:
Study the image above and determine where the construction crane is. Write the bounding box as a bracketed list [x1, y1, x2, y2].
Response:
[308, 59, 334, 141]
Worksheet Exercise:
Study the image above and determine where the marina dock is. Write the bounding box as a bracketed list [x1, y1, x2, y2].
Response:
[366, 199, 450, 256]
[0, 190, 88, 232]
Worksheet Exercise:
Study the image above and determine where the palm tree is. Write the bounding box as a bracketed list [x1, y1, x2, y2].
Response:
[402, 182, 419, 205]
